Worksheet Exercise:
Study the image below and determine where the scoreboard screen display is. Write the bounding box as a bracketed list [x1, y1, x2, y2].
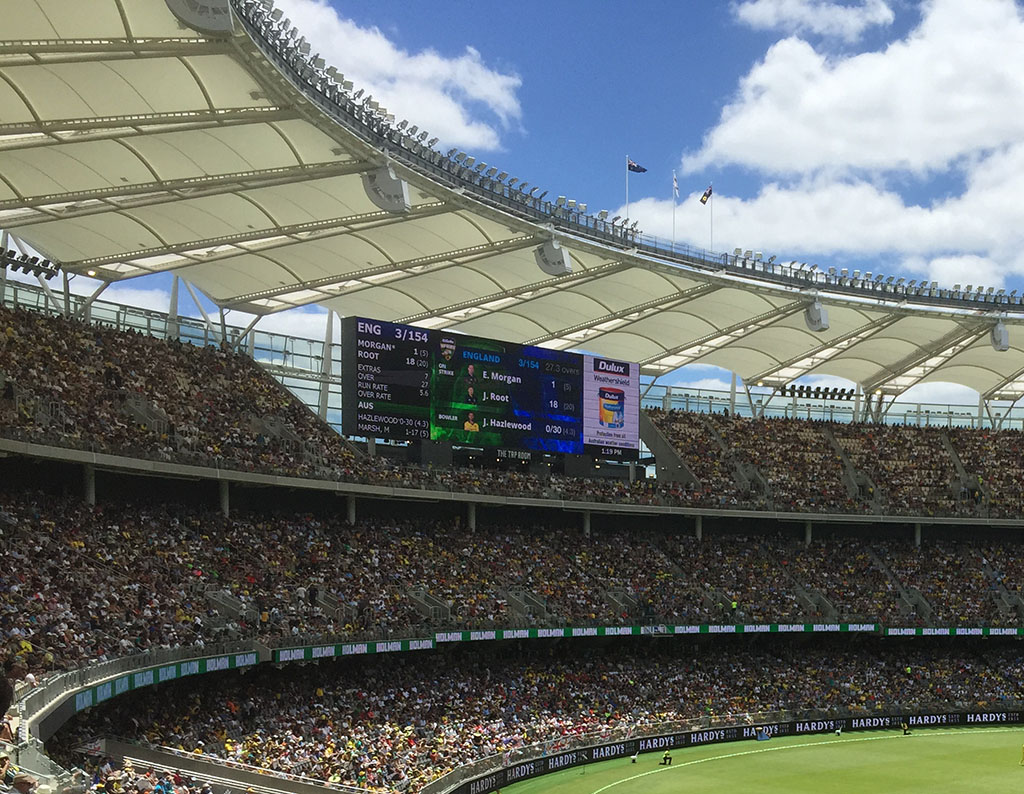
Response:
[341, 316, 639, 458]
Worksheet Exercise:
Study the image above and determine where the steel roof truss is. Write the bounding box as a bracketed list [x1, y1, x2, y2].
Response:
[641, 300, 806, 367]
[396, 261, 629, 326]
[0, 159, 369, 216]
[226, 235, 537, 308]
[863, 323, 989, 393]
[523, 283, 720, 346]
[749, 313, 903, 385]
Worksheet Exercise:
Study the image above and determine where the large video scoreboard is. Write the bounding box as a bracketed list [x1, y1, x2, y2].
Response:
[341, 316, 639, 458]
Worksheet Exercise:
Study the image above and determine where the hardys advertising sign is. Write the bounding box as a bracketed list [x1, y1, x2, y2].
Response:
[445, 711, 1023, 794]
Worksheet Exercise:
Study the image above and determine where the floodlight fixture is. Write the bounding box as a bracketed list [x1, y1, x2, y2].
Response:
[486, 167, 497, 177]
[455, 152, 466, 162]
[271, 8, 283, 20]
[497, 172, 508, 181]
[464, 157, 475, 168]
[427, 137, 439, 147]
[537, 191, 548, 200]
[353, 88, 364, 100]
[566, 199, 576, 209]
[326, 65, 337, 77]
[556, 196, 566, 206]
[398, 120, 409, 130]
[418, 131, 429, 142]
[578, 203, 587, 213]
[598, 210, 608, 219]
[446, 148, 458, 157]
[611, 216, 621, 224]
[475, 162, 486, 172]
[407, 125, 418, 136]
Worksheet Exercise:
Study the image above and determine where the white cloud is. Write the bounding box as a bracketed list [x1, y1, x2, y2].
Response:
[733, 0, 894, 42]
[914, 255, 1006, 290]
[894, 381, 979, 406]
[233, 307, 330, 343]
[273, 0, 522, 150]
[686, 0, 1024, 176]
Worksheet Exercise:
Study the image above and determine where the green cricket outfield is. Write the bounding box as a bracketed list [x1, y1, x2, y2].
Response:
[500, 727, 1024, 794]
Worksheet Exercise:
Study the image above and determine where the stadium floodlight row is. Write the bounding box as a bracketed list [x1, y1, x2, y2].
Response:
[3, 0, 1024, 403]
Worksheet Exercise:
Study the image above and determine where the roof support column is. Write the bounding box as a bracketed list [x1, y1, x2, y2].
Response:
[168, 276, 180, 340]
[34, 272, 63, 317]
[743, 382, 757, 418]
[62, 271, 71, 318]
[729, 372, 737, 415]
[182, 280, 219, 345]
[74, 281, 109, 322]
[0, 231, 7, 307]
[219, 308, 228, 350]
[231, 315, 261, 353]
[853, 385, 863, 423]
[319, 310, 334, 421]
[977, 394, 985, 429]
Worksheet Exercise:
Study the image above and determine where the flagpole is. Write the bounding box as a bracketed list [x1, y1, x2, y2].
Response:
[709, 182, 714, 254]
[625, 156, 630, 222]
[671, 171, 676, 247]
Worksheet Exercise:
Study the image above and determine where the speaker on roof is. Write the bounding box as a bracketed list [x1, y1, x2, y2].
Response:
[361, 164, 411, 214]
[804, 299, 829, 332]
[991, 320, 1009, 352]
[534, 239, 572, 277]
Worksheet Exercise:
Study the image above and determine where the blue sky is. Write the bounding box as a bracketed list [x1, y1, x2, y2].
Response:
[16, 0, 1024, 406]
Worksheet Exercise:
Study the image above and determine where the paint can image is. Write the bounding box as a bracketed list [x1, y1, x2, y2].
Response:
[598, 387, 625, 428]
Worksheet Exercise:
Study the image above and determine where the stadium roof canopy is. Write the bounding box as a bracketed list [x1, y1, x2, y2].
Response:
[4, 0, 1024, 401]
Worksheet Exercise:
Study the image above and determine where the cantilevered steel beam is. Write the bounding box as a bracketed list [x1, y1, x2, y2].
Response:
[66, 202, 451, 281]
[523, 283, 721, 346]
[0, 159, 370, 217]
[225, 236, 538, 308]
[861, 323, 989, 394]
[396, 261, 630, 326]
[748, 313, 903, 385]
[641, 301, 806, 368]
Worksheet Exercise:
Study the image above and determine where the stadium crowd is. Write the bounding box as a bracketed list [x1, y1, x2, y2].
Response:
[3, 488, 1024, 679]
[2, 305, 1024, 517]
[50, 644, 1023, 792]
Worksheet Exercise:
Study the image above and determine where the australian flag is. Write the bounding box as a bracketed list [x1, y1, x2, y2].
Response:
[627, 158, 647, 173]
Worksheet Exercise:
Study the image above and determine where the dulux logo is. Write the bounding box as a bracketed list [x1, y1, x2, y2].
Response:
[595, 359, 629, 375]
